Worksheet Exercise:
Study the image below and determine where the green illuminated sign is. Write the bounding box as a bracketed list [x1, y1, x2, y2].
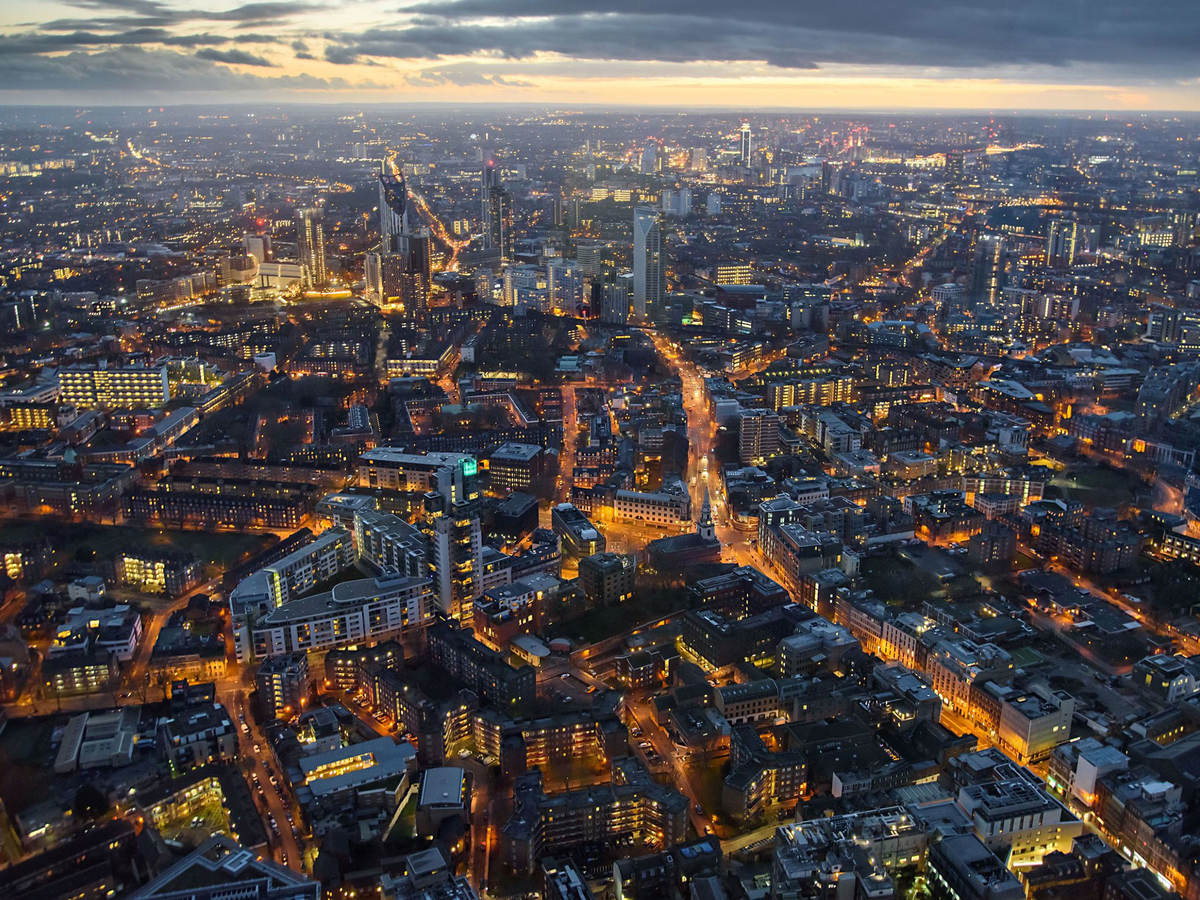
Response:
[462, 458, 477, 477]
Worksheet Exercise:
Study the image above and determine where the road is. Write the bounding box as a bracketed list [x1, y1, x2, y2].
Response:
[126, 576, 223, 688]
[649, 332, 793, 591]
[557, 382, 581, 503]
[624, 693, 715, 838]
[225, 686, 306, 869]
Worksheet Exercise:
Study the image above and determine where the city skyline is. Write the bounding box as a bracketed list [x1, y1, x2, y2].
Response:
[0, 0, 1198, 109]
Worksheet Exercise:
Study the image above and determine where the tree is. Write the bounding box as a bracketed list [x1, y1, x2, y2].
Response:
[73, 784, 110, 820]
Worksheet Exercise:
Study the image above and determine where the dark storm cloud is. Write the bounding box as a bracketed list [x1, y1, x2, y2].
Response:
[0, 29, 279, 55]
[316, 0, 1199, 73]
[195, 47, 275, 66]
[43, 0, 318, 32]
[0, 46, 346, 93]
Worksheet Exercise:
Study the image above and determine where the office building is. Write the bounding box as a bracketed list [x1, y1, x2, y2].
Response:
[927, 833, 1023, 900]
[739, 122, 753, 166]
[613, 487, 692, 527]
[243, 231, 271, 264]
[579, 552, 636, 607]
[130, 834, 319, 900]
[551, 502, 605, 557]
[633, 206, 665, 321]
[296, 735, 415, 804]
[488, 442, 545, 495]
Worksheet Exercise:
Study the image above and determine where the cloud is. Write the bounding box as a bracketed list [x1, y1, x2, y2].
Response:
[2, 0, 1198, 102]
[317, 0, 1200, 75]
[404, 66, 532, 87]
[43, 1, 320, 32]
[0, 46, 359, 96]
[196, 47, 275, 66]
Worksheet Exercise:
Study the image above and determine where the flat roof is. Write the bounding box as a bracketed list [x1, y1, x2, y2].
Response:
[256, 574, 428, 625]
[418, 767, 467, 809]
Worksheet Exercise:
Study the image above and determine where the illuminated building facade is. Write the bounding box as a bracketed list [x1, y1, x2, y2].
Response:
[59, 365, 169, 409]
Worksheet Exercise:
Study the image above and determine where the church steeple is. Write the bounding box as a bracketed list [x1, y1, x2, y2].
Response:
[697, 485, 715, 542]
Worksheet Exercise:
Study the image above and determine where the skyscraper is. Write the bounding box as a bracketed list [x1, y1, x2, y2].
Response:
[421, 458, 483, 622]
[379, 162, 409, 252]
[295, 207, 326, 288]
[482, 154, 514, 262]
[547, 259, 585, 316]
[488, 187, 513, 263]
[597, 275, 631, 324]
[632, 205, 664, 321]
[740, 123, 753, 168]
[1045, 218, 1080, 267]
[970, 233, 1009, 306]
[640, 143, 659, 174]
[370, 157, 432, 316]
[481, 153, 500, 222]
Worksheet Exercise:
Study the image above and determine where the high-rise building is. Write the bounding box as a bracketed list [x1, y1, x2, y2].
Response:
[945, 148, 966, 182]
[738, 408, 782, 465]
[970, 233, 1008, 305]
[547, 260, 584, 316]
[597, 275, 631, 324]
[661, 187, 691, 218]
[632, 206, 664, 321]
[242, 232, 271, 264]
[740, 122, 753, 167]
[379, 161, 410, 251]
[575, 240, 607, 277]
[295, 207, 327, 288]
[370, 159, 432, 315]
[1045, 218, 1080, 267]
[421, 457, 484, 622]
[639, 143, 659, 174]
[400, 230, 432, 314]
[482, 154, 514, 262]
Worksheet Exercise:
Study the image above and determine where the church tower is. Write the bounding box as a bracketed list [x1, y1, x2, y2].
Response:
[697, 485, 715, 542]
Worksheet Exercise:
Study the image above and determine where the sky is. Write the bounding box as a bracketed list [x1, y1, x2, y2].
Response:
[0, 0, 1198, 109]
